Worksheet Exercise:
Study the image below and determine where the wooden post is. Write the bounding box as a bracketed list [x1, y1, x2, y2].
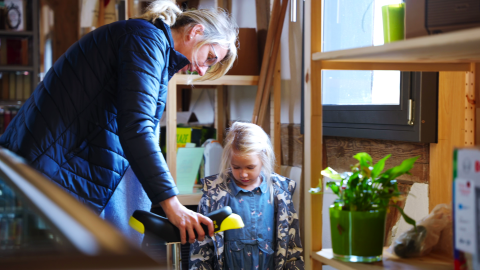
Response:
[465, 64, 476, 146]
[97, 0, 105, 28]
[167, 75, 177, 182]
[215, 86, 226, 144]
[252, 0, 281, 124]
[271, 49, 282, 173]
[305, 0, 324, 269]
[429, 72, 466, 211]
[257, 0, 289, 127]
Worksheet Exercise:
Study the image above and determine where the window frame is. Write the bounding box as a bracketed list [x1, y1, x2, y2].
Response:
[322, 72, 438, 143]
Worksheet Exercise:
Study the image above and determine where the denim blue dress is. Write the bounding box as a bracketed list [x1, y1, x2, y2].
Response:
[225, 177, 275, 270]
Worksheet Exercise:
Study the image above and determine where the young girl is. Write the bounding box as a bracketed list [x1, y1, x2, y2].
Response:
[190, 122, 304, 270]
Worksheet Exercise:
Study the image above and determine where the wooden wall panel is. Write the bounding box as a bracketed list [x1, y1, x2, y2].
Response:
[46, 0, 79, 62]
[281, 124, 304, 167]
[430, 72, 466, 211]
[324, 137, 430, 183]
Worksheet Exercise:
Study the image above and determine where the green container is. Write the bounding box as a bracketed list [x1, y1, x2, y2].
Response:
[382, 3, 405, 43]
[329, 206, 386, 262]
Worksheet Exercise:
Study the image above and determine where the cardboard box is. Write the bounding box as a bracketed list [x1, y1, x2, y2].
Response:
[226, 28, 259, 76]
[453, 148, 480, 270]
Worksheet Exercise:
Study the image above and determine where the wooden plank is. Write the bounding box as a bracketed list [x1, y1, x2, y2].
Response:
[305, 0, 323, 268]
[312, 248, 453, 270]
[46, 0, 79, 63]
[255, 0, 270, 66]
[466, 65, 476, 146]
[320, 61, 471, 72]
[272, 49, 281, 173]
[252, 0, 281, 124]
[324, 137, 430, 184]
[476, 64, 480, 144]
[429, 72, 466, 211]
[167, 76, 177, 182]
[215, 86, 226, 144]
[257, 0, 289, 127]
[97, 0, 105, 27]
[175, 75, 259, 86]
[312, 27, 480, 63]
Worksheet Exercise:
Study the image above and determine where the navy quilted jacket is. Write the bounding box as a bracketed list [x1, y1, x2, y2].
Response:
[0, 19, 189, 214]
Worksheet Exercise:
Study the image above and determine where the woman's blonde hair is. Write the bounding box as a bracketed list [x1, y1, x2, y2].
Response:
[137, 0, 238, 81]
[219, 122, 276, 197]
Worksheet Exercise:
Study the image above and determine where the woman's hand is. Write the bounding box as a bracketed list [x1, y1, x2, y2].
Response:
[159, 196, 214, 244]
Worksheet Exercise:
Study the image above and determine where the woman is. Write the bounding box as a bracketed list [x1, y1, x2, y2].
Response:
[0, 0, 237, 245]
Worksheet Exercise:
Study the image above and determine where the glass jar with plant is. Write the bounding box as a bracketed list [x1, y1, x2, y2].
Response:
[310, 152, 418, 263]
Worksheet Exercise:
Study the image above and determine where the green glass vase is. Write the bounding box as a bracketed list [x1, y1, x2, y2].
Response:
[329, 206, 386, 262]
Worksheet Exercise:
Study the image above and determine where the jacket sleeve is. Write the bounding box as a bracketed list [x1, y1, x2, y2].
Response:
[285, 181, 305, 269]
[189, 193, 215, 270]
[116, 28, 178, 205]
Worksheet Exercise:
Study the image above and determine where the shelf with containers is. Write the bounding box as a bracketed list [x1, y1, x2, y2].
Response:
[0, 0, 39, 135]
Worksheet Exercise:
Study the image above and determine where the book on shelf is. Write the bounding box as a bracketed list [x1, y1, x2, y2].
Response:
[5, 38, 28, 66]
[8, 72, 14, 100]
[0, 73, 9, 100]
[15, 71, 22, 100]
[0, 71, 31, 101]
[23, 71, 30, 98]
[0, 38, 7, 65]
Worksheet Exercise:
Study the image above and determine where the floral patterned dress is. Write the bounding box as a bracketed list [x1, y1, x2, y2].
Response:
[224, 177, 275, 270]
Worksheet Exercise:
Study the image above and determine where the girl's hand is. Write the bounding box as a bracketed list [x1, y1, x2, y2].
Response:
[159, 196, 214, 244]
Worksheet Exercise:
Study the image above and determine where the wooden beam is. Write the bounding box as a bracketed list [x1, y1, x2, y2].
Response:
[46, 0, 79, 63]
[272, 49, 281, 173]
[466, 65, 476, 146]
[215, 86, 226, 144]
[167, 76, 177, 182]
[305, 0, 324, 269]
[255, 0, 271, 66]
[97, 0, 105, 27]
[429, 72, 466, 211]
[257, 0, 289, 126]
[252, 0, 281, 124]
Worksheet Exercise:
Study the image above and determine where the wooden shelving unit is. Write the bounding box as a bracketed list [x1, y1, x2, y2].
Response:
[0, 0, 40, 104]
[165, 75, 266, 187]
[304, 0, 479, 269]
[312, 248, 453, 270]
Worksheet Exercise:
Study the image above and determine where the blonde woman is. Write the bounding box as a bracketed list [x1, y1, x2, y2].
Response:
[0, 0, 237, 245]
[190, 122, 304, 269]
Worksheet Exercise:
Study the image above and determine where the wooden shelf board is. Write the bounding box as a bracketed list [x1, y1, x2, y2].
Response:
[0, 100, 24, 106]
[175, 75, 259, 86]
[312, 248, 453, 270]
[0, 66, 34, 72]
[0, 30, 34, 37]
[312, 27, 480, 64]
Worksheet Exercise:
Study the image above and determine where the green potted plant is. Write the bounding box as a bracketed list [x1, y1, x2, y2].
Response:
[310, 152, 418, 263]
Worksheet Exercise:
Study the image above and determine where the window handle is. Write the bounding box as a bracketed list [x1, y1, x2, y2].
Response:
[291, 0, 297, 22]
[408, 99, 415, 126]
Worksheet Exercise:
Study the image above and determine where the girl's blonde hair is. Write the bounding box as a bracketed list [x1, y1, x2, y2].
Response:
[219, 122, 276, 197]
[137, 0, 238, 82]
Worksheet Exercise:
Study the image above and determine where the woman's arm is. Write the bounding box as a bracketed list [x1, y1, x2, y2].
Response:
[189, 194, 216, 270]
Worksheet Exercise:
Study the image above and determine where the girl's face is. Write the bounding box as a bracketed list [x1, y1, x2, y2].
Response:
[176, 24, 228, 76]
[230, 151, 263, 191]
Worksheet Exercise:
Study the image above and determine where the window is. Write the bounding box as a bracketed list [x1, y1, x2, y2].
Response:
[321, 0, 438, 143]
